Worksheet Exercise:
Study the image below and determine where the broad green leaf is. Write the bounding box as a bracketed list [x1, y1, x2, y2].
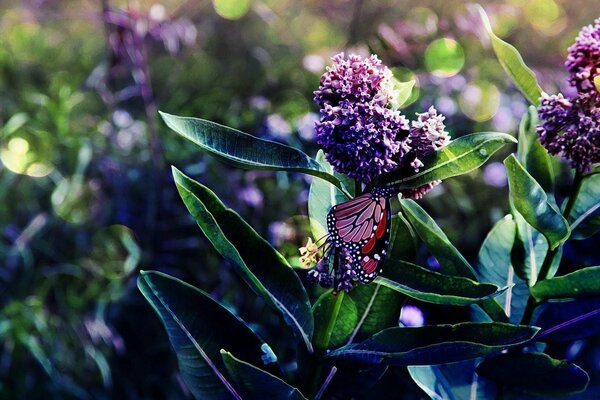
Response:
[346, 284, 403, 344]
[477, 6, 543, 105]
[409, 360, 496, 400]
[401, 200, 476, 279]
[312, 291, 357, 351]
[138, 271, 274, 400]
[476, 216, 529, 323]
[533, 297, 600, 341]
[401, 200, 508, 319]
[326, 322, 539, 365]
[308, 150, 352, 240]
[517, 107, 554, 192]
[173, 167, 314, 352]
[388, 213, 417, 262]
[530, 266, 600, 302]
[220, 351, 307, 400]
[569, 173, 600, 239]
[160, 112, 349, 196]
[375, 132, 516, 188]
[476, 353, 589, 396]
[376, 260, 506, 305]
[505, 155, 569, 250]
[389, 78, 415, 110]
[510, 207, 548, 285]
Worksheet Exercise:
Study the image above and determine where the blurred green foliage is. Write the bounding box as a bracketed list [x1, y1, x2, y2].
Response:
[1, 0, 598, 398]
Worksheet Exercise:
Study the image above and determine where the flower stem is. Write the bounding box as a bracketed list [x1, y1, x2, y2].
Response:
[314, 291, 345, 352]
[520, 169, 585, 325]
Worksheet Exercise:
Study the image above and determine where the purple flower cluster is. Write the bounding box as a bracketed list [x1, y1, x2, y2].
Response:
[314, 53, 451, 189]
[307, 247, 358, 293]
[538, 93, 600, 172]
[314, 53, 411, 183]
[565, 18, 600, 95]
[537, 20, 600, 172]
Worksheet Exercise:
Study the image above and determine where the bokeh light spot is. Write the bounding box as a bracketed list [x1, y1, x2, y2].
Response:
[1, 136, 53, 177]
[459, 81, 501, 122]
[212, 0, 250, 20]
[524, 0, 565, 35]
[424, 38, 465, 78]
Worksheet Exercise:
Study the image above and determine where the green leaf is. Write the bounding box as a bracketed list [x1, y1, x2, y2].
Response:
[517, 107, 554, 192]
[138, 271, 273, 400]
[160, 112, 349, 196]
[510, 207, 548, 285]
[476, 216, 529, 323]
[326, 322, 539, 366]
[476, 353, 589, 396]
[374, 132, 516, 189]
[569, 173, 600, 239]
[401, 200, 476, 279]
[504, 155, 569, 250]
[533, 297, 600, 341]
[476, 5, 543, 105]
[172, 167, 314, 352]
[376, 260, 506, 305]
[389, 78, 415, 110]
[388, 213, 417, 262]
[307, 150, 352, 239]
[530, 266, 600, 302]
[221, 351, 307, 400]
[312, 291, 357, 351]
[409, 360, 496, 400]
[346, 284, 403, 344]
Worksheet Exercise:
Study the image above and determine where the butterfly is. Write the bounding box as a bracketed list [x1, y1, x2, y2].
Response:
[326, 186, 398, 283]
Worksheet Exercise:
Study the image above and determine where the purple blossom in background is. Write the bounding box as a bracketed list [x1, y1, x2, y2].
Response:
[566, 18, 600, 95]
[483, 162, 508, 188]
[400, 305, 425, 327]
[314, 53, 411, 183]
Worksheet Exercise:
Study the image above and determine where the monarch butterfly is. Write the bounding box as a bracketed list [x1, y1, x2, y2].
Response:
[326, 186, 398, 283]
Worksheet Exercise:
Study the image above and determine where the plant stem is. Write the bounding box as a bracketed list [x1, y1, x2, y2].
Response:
[315, 366, 338, 400]
[520, 170, 585, 325]
[314, 291, 345, 352]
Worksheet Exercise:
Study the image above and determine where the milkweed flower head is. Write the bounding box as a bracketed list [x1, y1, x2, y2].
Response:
[565, 18, 600, 95]
[537, 93, 600, 172]
[314, 53, 411, 183]
[537, 19, 600, 173]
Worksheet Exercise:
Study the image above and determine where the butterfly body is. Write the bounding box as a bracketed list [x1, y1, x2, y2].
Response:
[326, 186, 396, 283]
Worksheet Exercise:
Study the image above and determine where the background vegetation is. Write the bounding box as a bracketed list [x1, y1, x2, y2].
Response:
[1, 0, 598, 398]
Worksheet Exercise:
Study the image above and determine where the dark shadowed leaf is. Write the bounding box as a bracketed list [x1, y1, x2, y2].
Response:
[346, 284, 403, 344]
[321, 364, 388, 399]
[161, 112, 349, 196]
[308, 150, 353, 239]
[401, 200, 476, 278]
[505, 155, 569, 250]
[510, 207, 548, 285]
[476, 353, 589, 396]
[569, 173, 600, 239]
[312, 291, 357, 351]
[476, 6, 543, 105]
[220, 351, 307, 400]
[173, 167, 314, 352]
[376, 260, 506, 305]
[517, 107, 554, 192]
[389, 212, 417, 262]
[138, 271, 276, 400]
[476, 216, 529, 323]
[409, 360, 497, 400]
[326, 322, 538, 365]
[533, 297, 600, 341]
[530, 266, 600, 302]
[374, 132, 516, 188]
